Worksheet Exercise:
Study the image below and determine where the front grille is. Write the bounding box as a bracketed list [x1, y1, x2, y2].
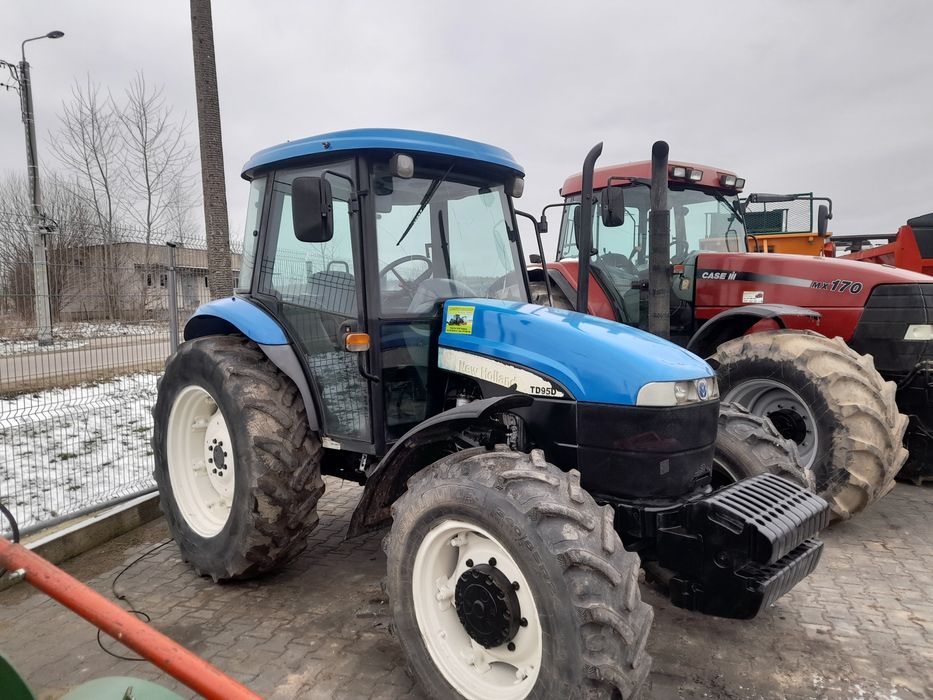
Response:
[851, 283, 933, 373]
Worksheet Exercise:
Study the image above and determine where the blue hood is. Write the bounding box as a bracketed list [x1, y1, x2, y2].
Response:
[439, 299, 713, 406]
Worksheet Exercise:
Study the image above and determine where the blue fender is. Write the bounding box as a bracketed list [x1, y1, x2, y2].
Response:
[183, 297, 320, 431]
[184, 297, 288, 345]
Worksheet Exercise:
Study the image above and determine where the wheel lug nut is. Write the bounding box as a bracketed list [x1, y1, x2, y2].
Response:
[212, 439, 217, 444]
[512, 581, 520, 591]
[507, 642, 515, 651]
[465, 559, 474, 568]
[208, 458, 213, 463]
[488, 557, 496, 566]
[212, 468, 217, 474]
[520, 617, 527, 627]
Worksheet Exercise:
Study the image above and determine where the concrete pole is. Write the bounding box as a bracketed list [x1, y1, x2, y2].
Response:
[18, 59, 53, 346]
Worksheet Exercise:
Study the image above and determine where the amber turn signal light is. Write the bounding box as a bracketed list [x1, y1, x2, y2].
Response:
[345, 332, 371, 352]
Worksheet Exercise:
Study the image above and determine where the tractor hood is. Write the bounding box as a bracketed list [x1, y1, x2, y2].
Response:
[438, 299, 713, 405]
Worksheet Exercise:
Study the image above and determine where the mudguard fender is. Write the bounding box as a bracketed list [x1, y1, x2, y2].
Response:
[687, 304, 821, 359]
[184, 297, 320, 431]
[347, 394, 532, 538]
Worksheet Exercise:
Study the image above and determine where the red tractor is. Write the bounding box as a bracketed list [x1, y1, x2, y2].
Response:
[527, 143, 929, 517]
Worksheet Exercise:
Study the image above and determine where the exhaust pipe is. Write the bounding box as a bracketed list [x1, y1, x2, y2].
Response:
[577, 142, 603, 313]
[649, 141, 671, 339]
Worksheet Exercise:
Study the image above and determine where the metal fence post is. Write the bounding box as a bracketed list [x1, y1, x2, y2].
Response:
[167, 241, 179, 351]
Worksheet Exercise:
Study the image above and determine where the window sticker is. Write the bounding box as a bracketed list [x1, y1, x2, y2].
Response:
[445, 305, 475, 335]
[742, 291, 765, 304]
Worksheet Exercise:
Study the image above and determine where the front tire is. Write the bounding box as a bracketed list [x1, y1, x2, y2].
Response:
[152, 335, 324, 581]
[385, 446, 652, 699]
[712, 402, 810, 490]
[711, 330, 908, 520]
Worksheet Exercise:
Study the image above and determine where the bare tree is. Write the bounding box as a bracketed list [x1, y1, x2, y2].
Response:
[190, 0, 233, 298]
[0, 172, 98, 323]
[118, 73, 195, 311]
[49, 78, 125, 318]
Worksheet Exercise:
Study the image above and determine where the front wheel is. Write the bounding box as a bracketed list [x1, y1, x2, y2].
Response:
[712, 402, 810, 490]
[385, 446, 652, 699]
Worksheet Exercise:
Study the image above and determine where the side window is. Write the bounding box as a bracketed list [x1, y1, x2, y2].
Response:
[237, 176, 266, 292]
[260, 171, 355, 317]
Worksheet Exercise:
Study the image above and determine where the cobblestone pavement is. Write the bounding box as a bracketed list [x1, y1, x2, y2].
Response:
[1, 479, 931, 700]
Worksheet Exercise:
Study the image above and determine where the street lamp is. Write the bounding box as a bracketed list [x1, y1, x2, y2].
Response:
[0, 30, 64, 346]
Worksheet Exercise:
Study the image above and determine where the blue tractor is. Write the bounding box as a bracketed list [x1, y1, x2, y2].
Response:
[152, 129, 828, 699]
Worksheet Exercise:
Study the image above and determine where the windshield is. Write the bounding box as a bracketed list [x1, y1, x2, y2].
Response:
[558, 184, 747, 265]
[374, 163, 526, 315]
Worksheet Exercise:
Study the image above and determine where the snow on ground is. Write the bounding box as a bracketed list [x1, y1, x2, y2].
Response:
[0, 372, 158, 530]
[0, 321, 169, 357]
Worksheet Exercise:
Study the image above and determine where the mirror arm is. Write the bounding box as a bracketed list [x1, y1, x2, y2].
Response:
[322, 169, 360, 213]
[516, 210, 552, 307]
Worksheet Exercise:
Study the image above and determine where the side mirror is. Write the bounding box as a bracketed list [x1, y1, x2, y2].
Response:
[539, 214, 549, 234]
[599, 186, 626, 227]
[292, 176, 334, 242]
[529, 253, 542, 264]
[817, 204, 831, 237]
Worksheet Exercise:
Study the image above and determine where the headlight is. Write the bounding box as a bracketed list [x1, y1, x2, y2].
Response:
[904, 324, 933, 341]
[636, 377, 719, 406]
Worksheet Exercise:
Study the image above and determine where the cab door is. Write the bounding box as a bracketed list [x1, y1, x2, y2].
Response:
[256, 160, 373, 446]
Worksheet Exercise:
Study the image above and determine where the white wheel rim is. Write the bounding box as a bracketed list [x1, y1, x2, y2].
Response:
[166, 385, 235, 537]
[412, 518, 543, 700]
[725, 379, 818, 469]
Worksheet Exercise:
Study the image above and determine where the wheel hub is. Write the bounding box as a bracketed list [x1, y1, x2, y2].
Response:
[454, 563, 521, 649]
[767, 408, 808, 445]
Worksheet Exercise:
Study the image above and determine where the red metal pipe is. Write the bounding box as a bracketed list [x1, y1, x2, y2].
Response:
[0, 536, 262, 700]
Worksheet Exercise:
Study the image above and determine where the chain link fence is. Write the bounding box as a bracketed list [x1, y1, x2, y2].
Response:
[0, 212, 241, 535]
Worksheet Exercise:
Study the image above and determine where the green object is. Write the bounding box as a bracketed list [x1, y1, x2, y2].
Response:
[0, 653, 35, 700]
[0, 655, 183, 700]
[61, 677, 185, 700]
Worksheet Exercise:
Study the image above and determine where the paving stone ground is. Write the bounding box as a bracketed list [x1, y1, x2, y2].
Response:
[1, 478, 931, 700]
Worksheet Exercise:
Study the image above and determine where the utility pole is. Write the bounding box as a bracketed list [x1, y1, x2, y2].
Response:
[2, 31, 64, 345]
[190, 0, 233, 299]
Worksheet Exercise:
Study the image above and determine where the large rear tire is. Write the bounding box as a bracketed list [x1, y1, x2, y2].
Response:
[712, 402, 810, 490]
[385, 446, 652, 699]
[152, 335, 324, 581]
[711, 330, 908, 520]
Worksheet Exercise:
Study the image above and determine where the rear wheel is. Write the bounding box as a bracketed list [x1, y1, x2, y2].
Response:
[711, 330, 908, 519]
[385, 446, 652, 699]
[152, 335, 324, 580]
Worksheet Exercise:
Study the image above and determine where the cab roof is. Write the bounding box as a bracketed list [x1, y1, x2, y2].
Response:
[242, 128, 524, 178]
[561, 160, 740, 196]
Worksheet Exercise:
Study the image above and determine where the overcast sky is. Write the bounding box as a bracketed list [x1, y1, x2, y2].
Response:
[2, 1, 932, 255]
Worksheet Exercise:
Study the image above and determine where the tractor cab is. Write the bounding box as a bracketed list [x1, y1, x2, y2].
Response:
[548, 161, 748, 343]
[234, 129, 528, 454]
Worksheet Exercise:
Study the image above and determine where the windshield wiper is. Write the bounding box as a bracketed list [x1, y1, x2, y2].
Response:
[716, 193, 744, 223]
[396, 163, 454, 246]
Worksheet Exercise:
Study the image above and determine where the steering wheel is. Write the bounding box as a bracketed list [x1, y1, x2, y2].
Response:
[379, 255, 433, 296]
[598, 252, 639, 276]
